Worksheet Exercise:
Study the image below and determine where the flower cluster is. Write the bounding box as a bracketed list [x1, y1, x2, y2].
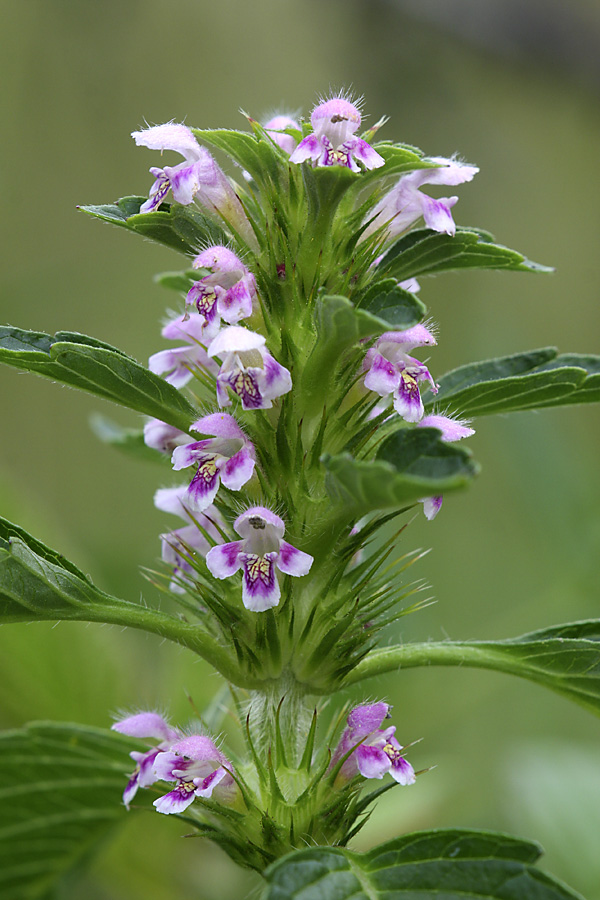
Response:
[113, 713, 237, 814]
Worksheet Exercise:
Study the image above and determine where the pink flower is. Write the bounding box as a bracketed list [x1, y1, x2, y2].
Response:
[363, 324, 438, 422]
[290, 96, 384, 173]
[206, 506, 313, 612]
[330, 702, 415, 785]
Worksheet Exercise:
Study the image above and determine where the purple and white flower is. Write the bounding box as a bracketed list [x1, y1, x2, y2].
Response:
[417, 414, 475, 520]
[363, 156, 479, 242]
[155, 485, 224, 593]
[264, 114, 300, 155]
[290, 96, 384, 173]
[143, 418, 190, 454]
[149, 314, 218, 389]
[185, 246, 256, 333]
[152, 734, 237, 814]
[363, 324, 438, 422]
[171, 412, 256, 511]
[112, 712, 181, 809]
[208, 326, 292, 410]
[330, 701, 415, 786]
[206, 506, 313, 612]
[132, 123, 258, 250]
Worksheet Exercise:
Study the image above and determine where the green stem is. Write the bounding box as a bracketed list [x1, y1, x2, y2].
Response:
[342, 641, 537, 686]
[246, 671, 313, 766]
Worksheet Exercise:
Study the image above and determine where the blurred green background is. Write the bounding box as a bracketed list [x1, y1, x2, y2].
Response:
[1, 0, 599, 897]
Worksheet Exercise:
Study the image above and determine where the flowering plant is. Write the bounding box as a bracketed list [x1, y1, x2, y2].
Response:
[0, 91, 598, 899]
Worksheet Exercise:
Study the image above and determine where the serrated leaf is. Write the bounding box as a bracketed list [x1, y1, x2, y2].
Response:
[0, 722, 134, 900]
[346, 620, 600, 717]
[359, 279, 426, 329]
[376, 226, 552, 280]
[433, 348, 600, 416]
[0, 326, 197, 432]
[80, 198, 226, 256]
[322, 427, 478, 513]
[89, 413, 167, 464]
[0, 516, 242, 682]
[262, 829, 582, 900]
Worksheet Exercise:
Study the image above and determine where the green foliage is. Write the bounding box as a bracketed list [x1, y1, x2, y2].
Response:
[358, 278, 427, 328]
[0, 722, 133, 899]
[0, 326, 197, 432]
[322, 427, 478, 514]
[433, 348, 600, 416]
[262, 829, 582, 900]
[0, 516, 241, 681]
[345, 620, 600, 716]
[377, 226, 553, 281]
[79, 197, 227, 256]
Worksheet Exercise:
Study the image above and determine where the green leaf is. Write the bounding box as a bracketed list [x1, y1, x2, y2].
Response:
[154, 268, 199, 293]
[358, 278, 426, 329]
[0, 722, 133, 899]
[322, 427, 478, 514]
[433, 348, 600, 416]
[0, 326, 197, 432]
[193, 127, 285, 185]
[263, 829, 583, 900]
[377, 227, 553, 281]
[89, 413, 167, 464]
[80, 197, 226, 255]
[0, 516, 243, 683]
[345, 620, 600, 717]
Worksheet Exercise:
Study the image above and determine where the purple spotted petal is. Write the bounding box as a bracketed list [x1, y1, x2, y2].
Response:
[241, 551, 280, 611]
[364, 352, 400, 396]
[289, 134, 323, 165]
[154, 783, 198, 815]
[226, 368, 264, 409]
[277, 541, 313, 577]
[392, 371, 425, 422]
[356, 744, 391, 779]
[261, 353, 293, 401]
[165, 160, 204, 206]
[194, 767, 228, 798]
[420, 193, 458, 235]
[206, 541, 244, 578]
[171, 440, 214, 471]
[218, 276, 255, 324]
[220, 446, 255, 491]
[186, 456, 223, 510]
[348, 137, 385, 170]
[391, 755, 416, 785]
